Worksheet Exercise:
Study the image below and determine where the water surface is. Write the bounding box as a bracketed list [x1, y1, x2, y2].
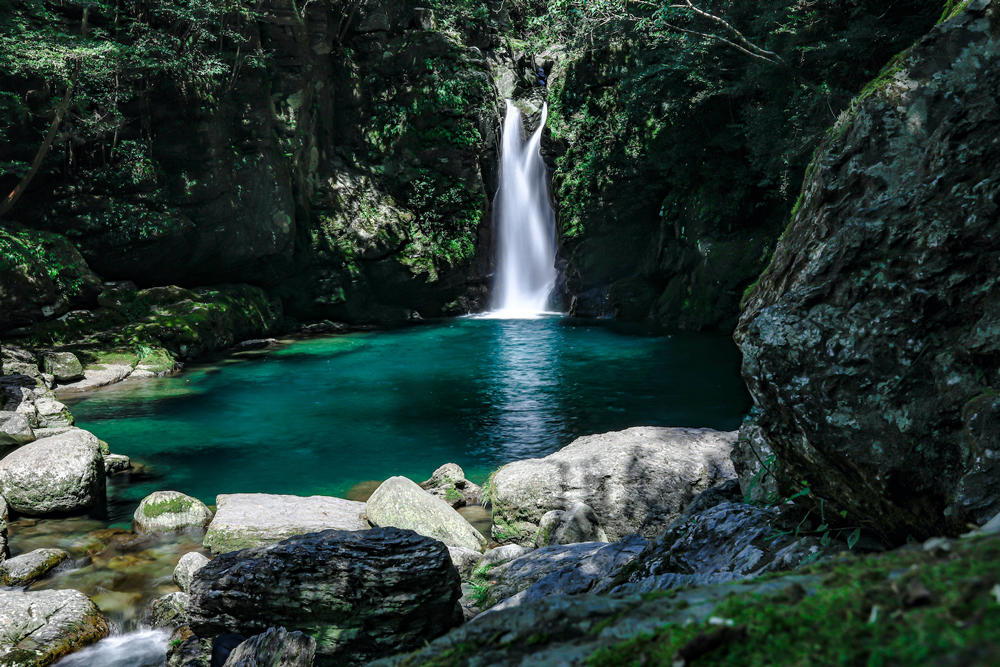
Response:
[68, 317, 749, 524]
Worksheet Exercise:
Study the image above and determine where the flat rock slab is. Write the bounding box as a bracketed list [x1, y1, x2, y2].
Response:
[203, 493, 367, 554]
[0, 589, 109, 665]
[0, 548, 70, 587]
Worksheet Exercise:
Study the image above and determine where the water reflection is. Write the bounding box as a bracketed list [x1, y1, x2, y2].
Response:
[487, 318, 565, 460]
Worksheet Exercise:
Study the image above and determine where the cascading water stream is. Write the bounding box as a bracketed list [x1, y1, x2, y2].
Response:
[489, 100, 558, 318]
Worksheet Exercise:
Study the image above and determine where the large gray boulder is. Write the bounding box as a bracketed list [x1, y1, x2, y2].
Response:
[489, 427, 737, 544]
[367, 476, 488, 552]
[0, 412, 34, 451]
[0, 589, 110, 665]
[0, 428, 105, 516]
[735, 0, 1000, 542]
[0, 548, 69, 587]
[188, 528, 462, 665]
[223, 627, 316, 667]
[40, 352, 84, 383]
[133, 491, 213, 534]
[203, 493, 367, 554]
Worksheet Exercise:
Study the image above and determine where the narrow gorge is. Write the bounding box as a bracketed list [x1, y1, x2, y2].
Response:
[1, 0, 998, 665]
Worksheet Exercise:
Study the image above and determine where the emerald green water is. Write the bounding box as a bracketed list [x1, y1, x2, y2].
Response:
[68, 317, 749, 524]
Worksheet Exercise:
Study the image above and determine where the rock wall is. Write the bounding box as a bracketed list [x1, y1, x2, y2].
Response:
[736, 0, 1000, 542]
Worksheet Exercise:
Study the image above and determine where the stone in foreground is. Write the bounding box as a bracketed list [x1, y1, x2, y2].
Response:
[0, 589, 109, 665]
[223, 627, 316, 667]
[489, 426, 737, 544]
[203, 493, 367, 553]
[0, 548, 69, 587]
[188, 528, 462, 665]
[0, 428, 105, 516]
[367, 476, 488, 552]
[0, 412, 34, 450]
[133, 490, 213, 534]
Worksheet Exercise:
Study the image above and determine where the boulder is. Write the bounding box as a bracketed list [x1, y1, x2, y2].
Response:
[533, 502, 608, 547]
[203, 493, 367, 554]
[608, 502, 839, 595]
[734, 0, 1000, 541]
[447, 546, 484, 580]
[40, 352, 84, 383]
[0, 428, 105, 516]
[367, 476, 488, 552]
[0, 375, 73, 429]
[489, 427, 737, 544]
[148, 592, 190, 629]
[133, 491, 213, 534]
[0, 548, 70, 586]
[480, 537, 648, 612]
[482, 543, 526, 567]
[0, 589, 110, 665]
[0, 495, 7, 561]
[173, 551, 211, 593]
[187, 528, 462, 665]
[420, 463, 482, 508]
[0, 347, 40, 379]
[223, 627, 316, 667]
[104, 453, 131, 475]
[0, 412, 34, 450]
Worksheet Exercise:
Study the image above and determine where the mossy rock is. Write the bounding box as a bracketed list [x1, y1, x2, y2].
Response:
[133, 491, 213, 534]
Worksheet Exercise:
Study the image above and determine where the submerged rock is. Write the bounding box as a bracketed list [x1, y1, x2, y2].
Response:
[223, 627, 316, 667]
[173, 551, 210, 593]
[0, 547, 69, 587]
[133, 491, 213, 534]
[187, 528, 462, 665]
[203, 493, 367, 554]
[0, 428, 105, 516]
[0, 588, 110, 665]
[420, 463, 482, 508]
[489, 427, 737, 544]
[367, 476, 488, 552]
[735, 0, 1000, 541]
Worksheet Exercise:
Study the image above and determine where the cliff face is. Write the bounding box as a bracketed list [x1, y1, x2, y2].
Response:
[1, 0, 499, 329]
[736, 0, 1000, 542]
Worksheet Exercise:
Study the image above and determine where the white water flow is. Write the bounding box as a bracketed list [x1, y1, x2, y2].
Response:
[490, 100, 558, 318]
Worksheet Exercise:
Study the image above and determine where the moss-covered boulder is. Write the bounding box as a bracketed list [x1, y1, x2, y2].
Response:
[0, 548, 70, 587]
[0, 589, 109, 666]
[133, 491, 213, 534]
[367, 476, 488, 552]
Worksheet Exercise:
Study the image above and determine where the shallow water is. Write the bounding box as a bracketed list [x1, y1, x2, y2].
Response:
[54, 628, 169, 666]
[65, 317, 749, 525]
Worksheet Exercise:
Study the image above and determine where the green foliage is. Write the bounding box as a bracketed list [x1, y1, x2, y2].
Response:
[588, 534, 1000, 665]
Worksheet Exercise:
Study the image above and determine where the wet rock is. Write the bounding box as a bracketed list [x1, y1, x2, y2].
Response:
[0, 412, 34, 450]
[174, 551, 211, 593]
[0, 428, 105, 516]
[735, 0, 1000, 541]
[0, 495, 7, 560]
[166, 625, 212, 667]
[40, 352, 84, 383]
[483, 536, 648, 612]
[534, 502, 609, 547]
[447, 546, 484, 580]
[188, 528, 462, 665]
[420, 463, 482, 508]
[231, 338, 279, 352]
[0, 548, 70, 586]
[104, 453, 131, 475]
[203, 493, 367, 554]
[223, 627, 316, 667]
[133, 491, 213, 534]
[0, 588, 110, 665]
[490, 427, 737, 544]
[149, 592, 190, 629]
[367, 476, 488, 552]
[609, 502, 838, 594]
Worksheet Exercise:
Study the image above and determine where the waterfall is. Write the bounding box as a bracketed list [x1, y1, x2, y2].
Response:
[490, 100, 558, 318]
